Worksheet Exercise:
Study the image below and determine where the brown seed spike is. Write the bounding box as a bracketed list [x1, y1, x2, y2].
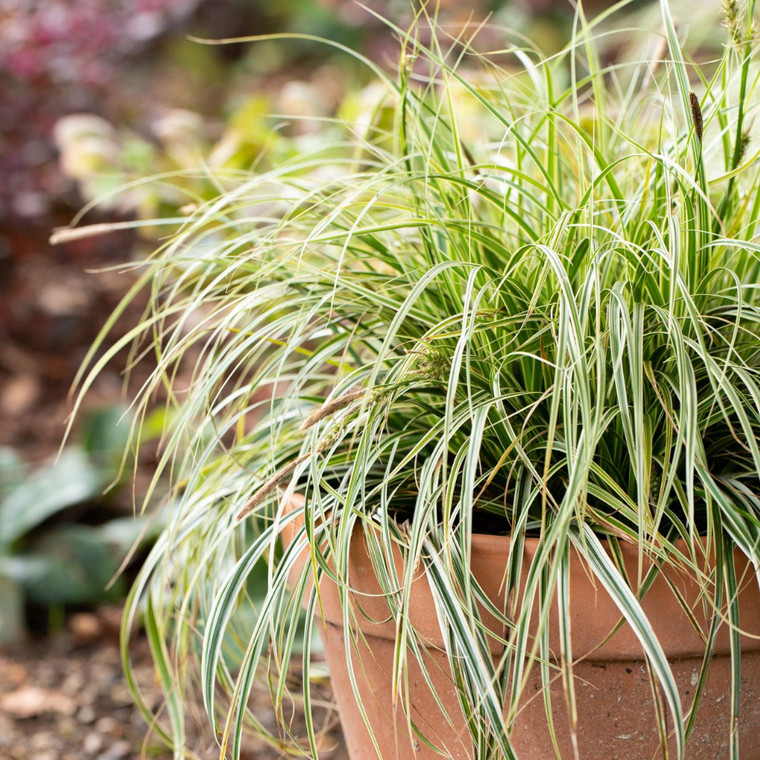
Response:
[689, 91, 703, 143]
[300, 388, 365, 431]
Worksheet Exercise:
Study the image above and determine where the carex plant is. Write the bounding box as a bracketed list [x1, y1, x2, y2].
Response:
[70, 1, 760, 757]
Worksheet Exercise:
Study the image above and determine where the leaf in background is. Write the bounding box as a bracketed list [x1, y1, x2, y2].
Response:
[209, 95, 276, 171]
[80, 405, 132, 467]
[96, 514, 165, 553]
[0, 448, 106, 549]
[0, 448, 26, 501]
[138, 406, 174, 443]
[0, 555, 49, 583]
[0, 571, 25, 645]
[20, 525, 125, 606]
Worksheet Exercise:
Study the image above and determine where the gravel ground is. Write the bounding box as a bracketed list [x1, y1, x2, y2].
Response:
[0, 608, 348, 760]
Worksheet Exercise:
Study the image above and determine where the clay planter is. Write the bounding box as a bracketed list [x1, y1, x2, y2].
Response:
[282, 502, 760, 760]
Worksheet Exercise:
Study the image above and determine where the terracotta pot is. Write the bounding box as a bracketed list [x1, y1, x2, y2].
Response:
[282, 499, 760, 759]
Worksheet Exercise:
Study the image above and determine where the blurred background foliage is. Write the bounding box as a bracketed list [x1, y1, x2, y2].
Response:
[2, 0, 595, 227]
[0, 406, 164, 643]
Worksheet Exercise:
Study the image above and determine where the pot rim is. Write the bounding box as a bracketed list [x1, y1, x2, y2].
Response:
[280, 493, 760, 659]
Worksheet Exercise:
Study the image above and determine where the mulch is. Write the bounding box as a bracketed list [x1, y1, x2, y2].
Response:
[0, 608, 348, 760]
[0, 615, 207, 760]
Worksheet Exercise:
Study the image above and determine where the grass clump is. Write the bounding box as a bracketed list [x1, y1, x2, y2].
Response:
[72, 2, 760, 757]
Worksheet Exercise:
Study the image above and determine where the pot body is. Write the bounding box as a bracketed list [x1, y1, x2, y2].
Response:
[284, 513, 760, 760]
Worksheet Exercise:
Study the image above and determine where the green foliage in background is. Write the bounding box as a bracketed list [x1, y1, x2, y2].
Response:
[0, 408, 162, 641]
